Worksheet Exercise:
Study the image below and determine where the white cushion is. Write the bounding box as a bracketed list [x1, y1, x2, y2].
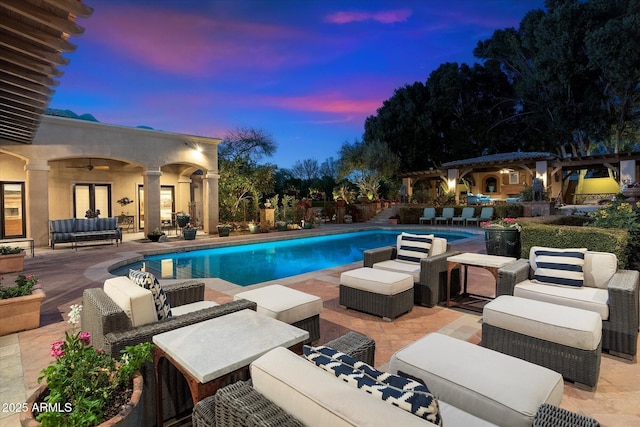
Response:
[531, 247, 587, 287]
[437, 401, 498, 427]
[250, 347, 437, 427]
[396, 233, 434, 263]
[169, 300, 218, 317]
[233, 284, 322, 324]
[529, 247, 617, 289]
[340, 267, 413, 296]
[483, 295, 602, 351]
[429, 237, 447, 256]
[103, 277, 156, 327]
[389, 333, 563, 427]
[514, 280, 609, 320]
[373, 260, 420, 282]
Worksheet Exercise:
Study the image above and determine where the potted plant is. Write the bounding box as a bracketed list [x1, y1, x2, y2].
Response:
[0, 274, 45, 336]
[248, 220, 260, 234]
[182, 223, 197, 240]
[147, 228, 165, 242]
[275, 220, 288, 231]
[0, 245, 26, 273]
[217, 223, 232, 237]
[21, 304, 152, 427]
[481, 217, 522, 258]
[176, 211, 190, 228]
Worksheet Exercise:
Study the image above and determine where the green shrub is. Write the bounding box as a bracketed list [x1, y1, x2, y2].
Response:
[520, 223, 630, 268]
[494, 204, 524, 219]
[398, 206, 425, 224]
[587, 201, 640, 268]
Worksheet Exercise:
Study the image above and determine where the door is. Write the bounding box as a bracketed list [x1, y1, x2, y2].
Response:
[74, 184, 111, 218]
[1, 182, 26, 238]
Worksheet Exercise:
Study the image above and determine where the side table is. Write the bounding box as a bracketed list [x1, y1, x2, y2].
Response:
[446, 253, 516, 312]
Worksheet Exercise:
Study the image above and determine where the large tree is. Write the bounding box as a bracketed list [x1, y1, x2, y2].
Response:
[218, 127, 276, 222]
[474, 0, 640, 155]
[339, 139, 400, 200]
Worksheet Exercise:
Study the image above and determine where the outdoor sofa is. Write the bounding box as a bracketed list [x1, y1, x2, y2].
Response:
[49, 217, 121, 249]
[192, 332, 600, 427]
[81, 273, 257, 425]
[363, 232, 461, 307]
[496, 246, 640, 360]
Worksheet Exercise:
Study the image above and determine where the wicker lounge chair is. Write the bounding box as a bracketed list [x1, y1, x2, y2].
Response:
[496, 247, 639, 360]
[364, 234, 461, 307]
[81, 281, 257, 425]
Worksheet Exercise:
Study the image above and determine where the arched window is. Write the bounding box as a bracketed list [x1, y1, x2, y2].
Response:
[485, 177, 497, 193]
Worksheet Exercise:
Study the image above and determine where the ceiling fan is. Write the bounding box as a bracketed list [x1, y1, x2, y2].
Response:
[67, 159, 109, 171]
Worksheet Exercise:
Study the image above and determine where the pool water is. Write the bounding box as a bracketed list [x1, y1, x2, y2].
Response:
[112, 229, 473, 286]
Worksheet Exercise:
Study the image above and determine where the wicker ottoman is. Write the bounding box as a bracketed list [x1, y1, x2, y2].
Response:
[234, 285, 323, 343]
[482, 295, 602, 388]
[339, 267, 413, 321]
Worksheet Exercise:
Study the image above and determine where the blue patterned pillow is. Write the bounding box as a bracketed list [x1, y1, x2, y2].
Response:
[396, 233, 433, 264]
[304, 345, 442, 425]
[533, 248, 587, 287]
[128, 269, 172, 320]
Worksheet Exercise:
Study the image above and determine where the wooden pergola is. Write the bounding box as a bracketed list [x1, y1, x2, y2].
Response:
[0, 0, 94, 144]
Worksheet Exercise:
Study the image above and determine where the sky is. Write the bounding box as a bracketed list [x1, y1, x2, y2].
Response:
[50, 0, 545, 169]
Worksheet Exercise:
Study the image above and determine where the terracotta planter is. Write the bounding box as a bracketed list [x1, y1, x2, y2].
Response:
[621, 188, 640, 200]
[0, 288, 45, 336]
[21, 371, 144, 427]
[0, 251, 26, 274]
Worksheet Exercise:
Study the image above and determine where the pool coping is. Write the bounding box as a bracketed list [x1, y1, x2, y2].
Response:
[88, 225, 484, 294]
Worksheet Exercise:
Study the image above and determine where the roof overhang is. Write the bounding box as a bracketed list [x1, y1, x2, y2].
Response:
[0, 0, 93, 144]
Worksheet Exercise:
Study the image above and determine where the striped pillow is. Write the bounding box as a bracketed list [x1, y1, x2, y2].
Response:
[128, 269, 172, 320]
[303, 345, 442, 425]
[396, 233, 433, 264]
[533, 248, 587, 287]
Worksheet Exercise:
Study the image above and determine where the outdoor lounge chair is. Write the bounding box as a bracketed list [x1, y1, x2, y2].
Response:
[451, 207, 475, 226]
[81, 275, 257, 425]
[364, 232, 461, 307]
[496, 246, 640, 360]
[434, 207, 454, 225]
[418, 207, 436, 224]
[466, 206, 494, 226]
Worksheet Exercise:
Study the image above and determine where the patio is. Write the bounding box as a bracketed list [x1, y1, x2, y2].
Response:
[0, 225, 638, 426]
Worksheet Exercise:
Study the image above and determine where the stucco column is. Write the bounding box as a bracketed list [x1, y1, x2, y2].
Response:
[177, 176, 192, 215]
[25, 159, 50, 247]
[143, 168, 162, 234]
[203, 172, 219, 234]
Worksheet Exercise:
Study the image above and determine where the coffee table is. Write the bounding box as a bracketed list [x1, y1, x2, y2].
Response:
[446, 253, 516, 312]
[153, 309, 309, 426]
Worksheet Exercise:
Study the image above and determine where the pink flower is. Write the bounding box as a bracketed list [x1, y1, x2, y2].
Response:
[50, 341, 65, 358]
[79, 331, 91, 346]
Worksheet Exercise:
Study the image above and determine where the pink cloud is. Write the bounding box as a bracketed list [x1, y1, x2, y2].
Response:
[87, 4, 327, 77]
[263, 92, 381, 116]
[325, 9, 412, 24]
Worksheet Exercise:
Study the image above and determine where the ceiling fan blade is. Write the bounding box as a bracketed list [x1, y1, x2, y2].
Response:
[93, 165, 109, 170]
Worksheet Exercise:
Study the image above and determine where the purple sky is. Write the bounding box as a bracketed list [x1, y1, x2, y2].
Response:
[52, 0, 545, 168]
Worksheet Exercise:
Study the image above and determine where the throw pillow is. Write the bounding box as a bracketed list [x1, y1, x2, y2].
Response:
[304, 345, 442, 425]
[533, 248, 587, 287]
[128, 269, 172, 320]
[396, 233, 434, 264]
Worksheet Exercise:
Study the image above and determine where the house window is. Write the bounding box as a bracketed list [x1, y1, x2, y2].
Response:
[74, 184, 112, 218]
[485, 177, 497, 193]
[138, 185, 175, 229]
[509, 172, 519, 184]
[1, 182, 25, 238]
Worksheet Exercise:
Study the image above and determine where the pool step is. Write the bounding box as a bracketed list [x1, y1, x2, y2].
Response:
[369, 207, 397, 224]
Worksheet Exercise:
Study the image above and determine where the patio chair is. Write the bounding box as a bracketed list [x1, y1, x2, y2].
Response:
[434, 207, 454, 225]
[466, 206, 494, 226]
[364, 232, 461, 307]
[451, 207, 475, 226]
[81, 273, 257, 425]
[496, 246, 639, 360]
[418, 207, 436, 224]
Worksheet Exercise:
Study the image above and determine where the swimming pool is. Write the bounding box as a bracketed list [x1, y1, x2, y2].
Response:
[112, 229, 474, 286]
